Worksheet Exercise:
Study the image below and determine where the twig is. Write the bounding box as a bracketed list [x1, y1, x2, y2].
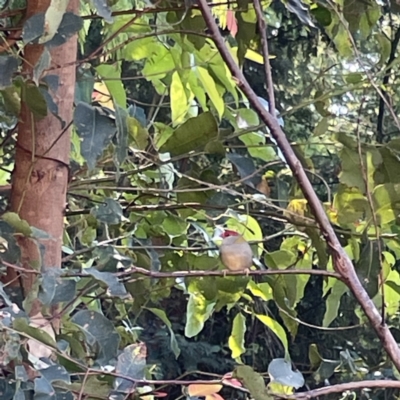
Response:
[277, 304, 361, 331]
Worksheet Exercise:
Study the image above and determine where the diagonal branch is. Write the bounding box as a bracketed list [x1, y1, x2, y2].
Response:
[197, 0, 400, 371]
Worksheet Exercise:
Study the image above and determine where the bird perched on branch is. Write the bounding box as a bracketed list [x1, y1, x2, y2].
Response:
[218, 229, 266, 272]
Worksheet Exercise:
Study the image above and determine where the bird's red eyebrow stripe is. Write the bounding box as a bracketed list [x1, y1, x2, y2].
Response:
[222, 229, 240, 237]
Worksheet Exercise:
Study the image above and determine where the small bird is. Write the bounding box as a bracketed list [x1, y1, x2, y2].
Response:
[219, 229, 256, 272]
[218, 229, 267, 272]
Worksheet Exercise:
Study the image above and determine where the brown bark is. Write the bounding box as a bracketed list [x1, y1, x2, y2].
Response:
[6, 0, 78, 301]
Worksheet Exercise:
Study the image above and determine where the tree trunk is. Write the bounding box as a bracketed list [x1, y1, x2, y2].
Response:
[6, 0, 78, 314]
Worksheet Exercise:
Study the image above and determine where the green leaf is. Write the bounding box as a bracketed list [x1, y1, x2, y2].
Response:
[264, 250, 296, 269]
[239, 132, 277, 162]
[0, 56, 19, 89]
[304, 227, 328, 269]
[162, 215, 188, 237]
[355, 239, 381, 297]
[142, 46, 174, 80]
[204, 139, 226, 156]
[215, 275, 249, 295]
[384, 269, 400, 315]
[39, 268, 76, 305]
[188, 72, 208, 111]
[185, 292, 215, 338]
[229, 312, 246, 359]
[13, 318, 57, 349]
[359, 2, 380, 39]
[114, 105, 128, 165]
[74, 102, 116, 170]
[376, 33, 391, 66]
[34, 375, 54, 398]
[22, 13, 45, 44]
[311, 5, 332, 26]
[195, 66, 224, 119]
[114, 343, 146, 393]
[0, 282, 12, 306]
[313, 117, 329, 136]
[128, 115, 149, 150]
[71, 310, 120, 364]
[227, 152, 260, 188]
[323, 280, 348, 326]
[2, 212, 32, 236]
[171, 71, 190, 125]
[96, 63, 126, 108]
[308, 344, 322, 368]
[255, 314, 288, 356]
[45, 12, 83, 47]
[91, 198, 125, 225]
[345, 73, 363, 84]
[333, 185, 369, 227]
[39, 363, 70, 383]
[1, 85, 21, 115]
[247, 281, 273, 301]
[123, 36, 159, 61]
[234, 365, 272, 400]
[329, 23, 352, 58]
[147, 308, 181, 358]
[84, 267, 129, 298]
[373, 184, 400, 225]
[160, 112, 218, 156]
[208, 58, 238, 104]
[23, 82, 47, 118]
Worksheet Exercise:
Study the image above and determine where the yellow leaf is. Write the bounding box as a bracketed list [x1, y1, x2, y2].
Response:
[245, 49, 264, 64]
[268, 382, 294, 394]
[171, 71, 189, 125]
[255, 314, 288, 356]
[228, 313, 246, 359]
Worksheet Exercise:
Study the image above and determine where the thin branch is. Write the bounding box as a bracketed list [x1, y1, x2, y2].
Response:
[253, 0, 275, 116]
[277, 304, 361, 331]
[197, 0, 400, 371]
[116, 266, 342, 281]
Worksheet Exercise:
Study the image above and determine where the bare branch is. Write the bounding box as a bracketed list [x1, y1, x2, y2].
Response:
[119, 266, 342, 280]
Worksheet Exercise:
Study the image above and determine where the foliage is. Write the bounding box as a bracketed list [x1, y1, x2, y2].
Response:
[1, 0, 400, 399]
